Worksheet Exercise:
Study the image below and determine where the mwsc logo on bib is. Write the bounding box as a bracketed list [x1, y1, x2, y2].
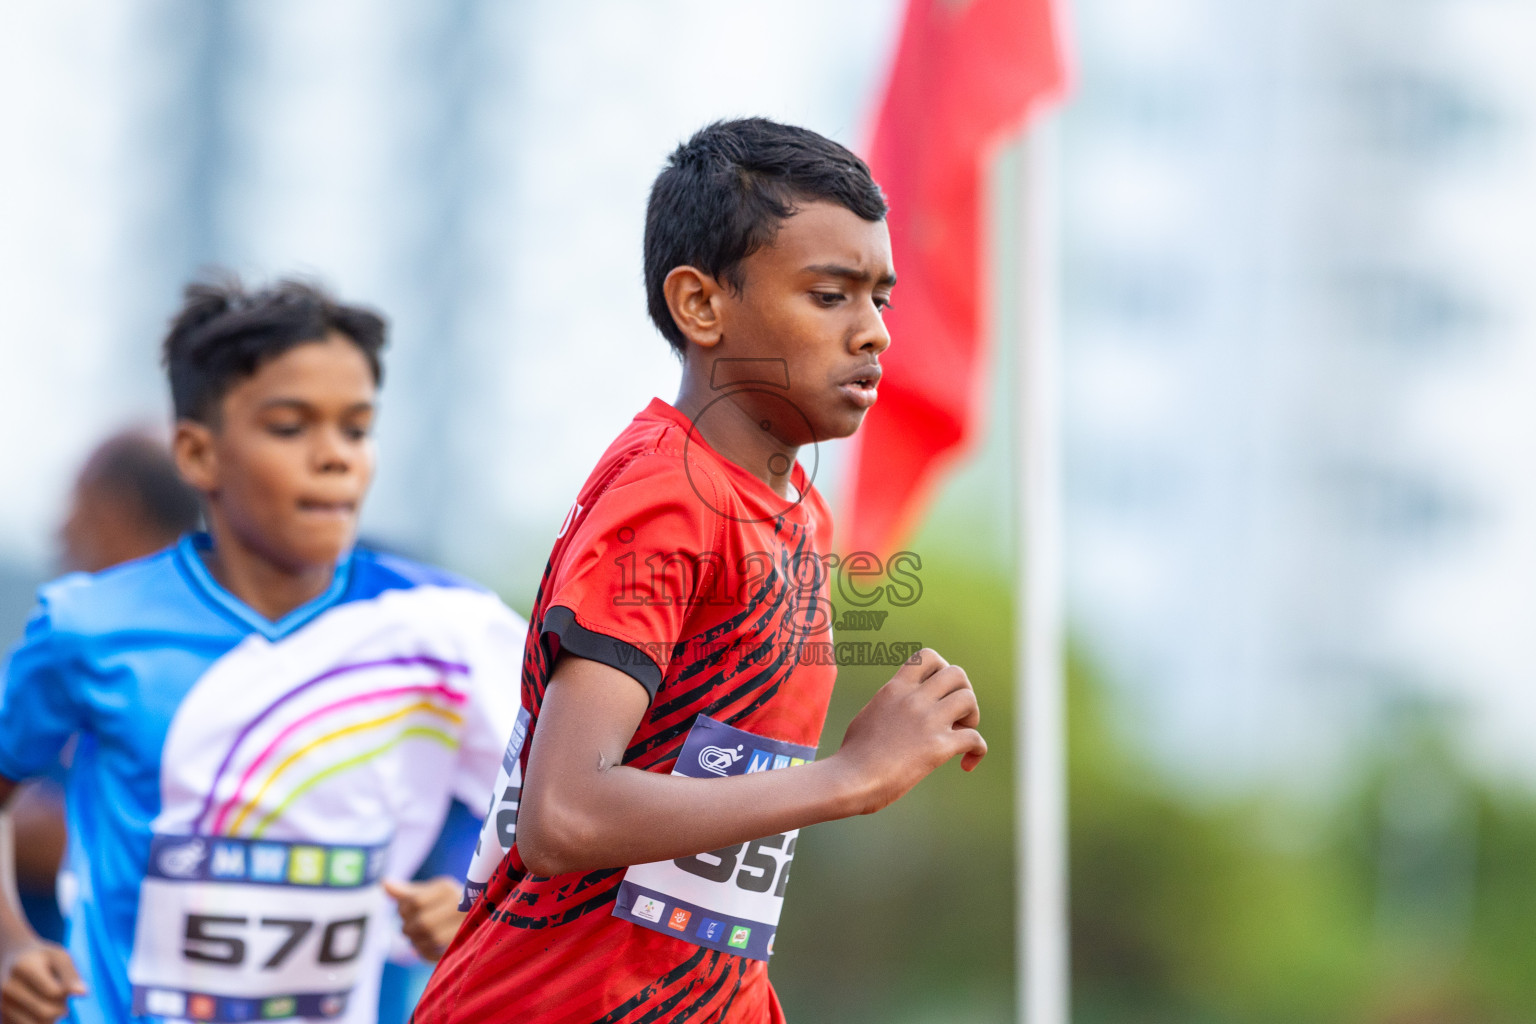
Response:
[697, 744, 743, 775]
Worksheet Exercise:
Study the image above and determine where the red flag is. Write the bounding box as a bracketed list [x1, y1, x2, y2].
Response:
[841, 0, 1066, 555]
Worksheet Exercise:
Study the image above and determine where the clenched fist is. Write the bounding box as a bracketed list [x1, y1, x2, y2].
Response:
[1, 942, 85, 1024]
[384, 877, 466, 961]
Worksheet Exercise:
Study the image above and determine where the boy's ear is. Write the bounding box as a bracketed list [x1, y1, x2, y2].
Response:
[663, 266, 726, 349]
[172, 420, 218, 495]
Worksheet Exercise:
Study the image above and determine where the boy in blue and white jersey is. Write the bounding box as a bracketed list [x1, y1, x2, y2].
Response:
[0, 278, 525, 1024]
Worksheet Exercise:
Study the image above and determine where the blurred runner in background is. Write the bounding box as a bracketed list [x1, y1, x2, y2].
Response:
[12, 432, 200, 944]
[60, 432, 203, 577]
[0, 277, 524, 1024]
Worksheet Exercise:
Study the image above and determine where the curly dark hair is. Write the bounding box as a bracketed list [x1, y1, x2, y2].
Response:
[162, 273, 387, 423]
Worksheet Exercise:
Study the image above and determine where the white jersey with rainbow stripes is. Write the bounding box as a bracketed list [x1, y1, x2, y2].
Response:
[0, 535, 524, 1024]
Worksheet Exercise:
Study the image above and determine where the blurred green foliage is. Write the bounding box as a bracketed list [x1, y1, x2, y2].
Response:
[773, 540, 1018, 1024]
[770, 537, 1536, 1024]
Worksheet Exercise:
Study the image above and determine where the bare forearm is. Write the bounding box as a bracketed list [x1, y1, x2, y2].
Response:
[518, 650, 985, 878]
[519, 754, 869, 875]
[0, 805, 42, 956]
[8, 786, 65, 889]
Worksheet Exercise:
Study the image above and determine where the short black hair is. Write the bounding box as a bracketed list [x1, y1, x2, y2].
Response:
[78, 431, 202, 536]
[644, 117, 888, 355]
[162, 274, 387, 423]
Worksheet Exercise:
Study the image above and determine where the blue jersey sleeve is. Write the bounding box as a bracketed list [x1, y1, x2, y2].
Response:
[0, 601, 82, 782]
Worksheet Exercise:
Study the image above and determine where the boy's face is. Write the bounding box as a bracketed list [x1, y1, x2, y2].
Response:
[714, 201, 895, 444]
[175, 332, 376, 575]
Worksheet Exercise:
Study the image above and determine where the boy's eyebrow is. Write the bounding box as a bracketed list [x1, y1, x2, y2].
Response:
[803, 263, 898, 287]
[258, 397, 375, 413]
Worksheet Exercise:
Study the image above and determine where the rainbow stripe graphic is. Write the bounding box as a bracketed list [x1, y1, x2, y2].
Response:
[195, 656, 471, 837]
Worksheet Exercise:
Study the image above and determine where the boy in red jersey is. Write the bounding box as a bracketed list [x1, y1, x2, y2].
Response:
[414, 118, 986, 1023]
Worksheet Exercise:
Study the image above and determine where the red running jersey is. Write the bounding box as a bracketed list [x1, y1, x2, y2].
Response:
[414, 399, 837, 1024]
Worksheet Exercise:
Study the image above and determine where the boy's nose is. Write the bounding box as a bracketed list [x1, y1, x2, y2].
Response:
[855, 306, 892, 355]
[313, 429, 354, 473]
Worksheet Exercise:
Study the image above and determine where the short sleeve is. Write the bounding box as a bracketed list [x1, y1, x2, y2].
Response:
[543, 455, 723, 698]
[450, 596, 528, 810]
[0, 600, 83, 782]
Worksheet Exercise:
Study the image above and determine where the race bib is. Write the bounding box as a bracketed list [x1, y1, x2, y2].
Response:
[612, 716, 815, 961]
[460, 706, 530, 910]
[128, 835, 389, 1022]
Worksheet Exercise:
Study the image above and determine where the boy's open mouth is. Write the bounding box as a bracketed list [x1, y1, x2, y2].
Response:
[838, 365, 882, 408]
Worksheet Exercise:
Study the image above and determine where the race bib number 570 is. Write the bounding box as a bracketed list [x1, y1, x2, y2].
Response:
[128, 835, 388, 1022]
[613, 716, 815, 961]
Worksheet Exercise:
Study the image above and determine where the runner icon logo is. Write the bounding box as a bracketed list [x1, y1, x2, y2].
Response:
[157, 839, 207, 879]
[697, 744, 744, 776]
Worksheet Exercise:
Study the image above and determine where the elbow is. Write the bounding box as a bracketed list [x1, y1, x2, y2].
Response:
[516, 832, 576, 878]
[516, 796, 602, 877]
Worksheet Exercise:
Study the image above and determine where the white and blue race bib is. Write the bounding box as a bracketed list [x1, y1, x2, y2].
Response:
[612, 716, 815, 962]
[128, 835, 389, 1022]
[460, 707, 531, 910]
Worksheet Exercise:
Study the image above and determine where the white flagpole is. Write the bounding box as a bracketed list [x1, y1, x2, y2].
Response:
[1014, 112, 1068, 1024]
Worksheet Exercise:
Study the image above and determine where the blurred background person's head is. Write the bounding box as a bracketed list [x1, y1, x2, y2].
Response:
[58, 430, 201, 574]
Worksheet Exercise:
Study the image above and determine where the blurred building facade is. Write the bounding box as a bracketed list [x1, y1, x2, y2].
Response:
[1063, 0, 1536, 786]
[14, 0, 1536, 794]
[0, 2, 534, 577]
[0, 0, 899, 615]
